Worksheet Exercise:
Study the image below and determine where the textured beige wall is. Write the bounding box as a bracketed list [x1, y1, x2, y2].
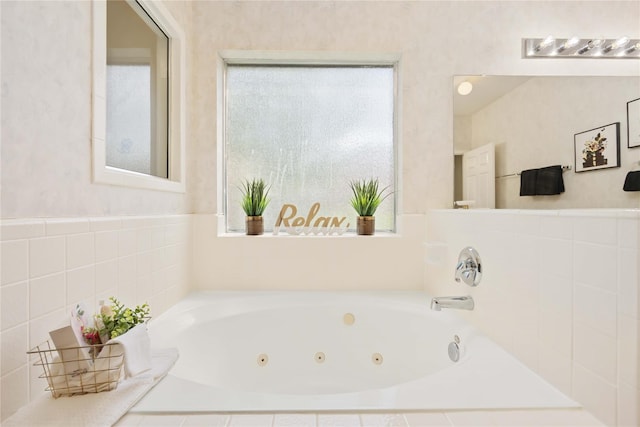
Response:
[2, 1, 638, 218]
[0, 1, 192, 218]
[187, 0, 640, 216]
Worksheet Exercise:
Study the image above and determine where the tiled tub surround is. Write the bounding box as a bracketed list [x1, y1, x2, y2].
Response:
[425, 209, 640, 426]
[0, 215, 192, 421]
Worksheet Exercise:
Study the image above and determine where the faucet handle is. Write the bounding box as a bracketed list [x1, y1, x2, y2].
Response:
[455, 247, 482, 287]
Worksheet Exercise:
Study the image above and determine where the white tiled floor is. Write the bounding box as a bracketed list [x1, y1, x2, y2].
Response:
[115, 409, 604, 427]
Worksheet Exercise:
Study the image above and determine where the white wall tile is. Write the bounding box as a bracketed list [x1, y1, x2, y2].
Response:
[539, 215, 572, 240]
[0, 366, 29, 422]
[29, 236, 65, 278]
[404, 412, 451, 427]
[273, 413, 317, 427]
[1, 220, 45, 241]
[617, 383, 640, 427]
[118, 229, 137, 257]
[137, 414, 185, 426]
[1, 240, 29, 285]
[317, 414, 361, 427]
[573, 322, 617, 385]
[360, 413, 407, 427]
[618, 218, 639, 249]
[95, 260, 117, 294]
[443, 411, 494, 426]
[538, 348, 572, 397]
[45, 218, 89, 236]
[95, 231, 118, 262]
[572, 216, 617, 246]
[66, 265, 95, 305]
[1, 281, 28, 331]
[573, 242, 617, 293]
[182, 414, 229, 427]
[28, 308, 67, 348]
[89, 217, 122, 232]
[1, 324, 28, 375]
[118, 255, 137, 285]
[539, 238, 573, 278]
[229, 414, 275, 427]
[618, 248, 638, 318]
[572, 364, 617, 426]
[618, 314, 639, 389]
[66, 233, 95, 270]
[574, 284, 616, 337]
[29, 273, 65, 319]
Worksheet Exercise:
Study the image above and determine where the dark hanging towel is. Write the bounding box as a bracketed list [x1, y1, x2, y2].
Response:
[623, 171, 640, 191]
[519, 169, 538, 196]
[535, 165, 565, 195]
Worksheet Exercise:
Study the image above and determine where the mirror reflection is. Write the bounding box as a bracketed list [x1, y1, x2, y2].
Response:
[106, 0, 169, 178]
[453, 75, 640, 209]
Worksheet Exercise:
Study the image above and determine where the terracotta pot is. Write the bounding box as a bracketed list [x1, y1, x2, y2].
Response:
[246, 216, 264, 235]
[356, 216, 375, 235]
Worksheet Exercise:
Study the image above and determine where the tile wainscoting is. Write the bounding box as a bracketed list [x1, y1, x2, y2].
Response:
[425, 209, 639, 426]
[0, 215, 192, 421]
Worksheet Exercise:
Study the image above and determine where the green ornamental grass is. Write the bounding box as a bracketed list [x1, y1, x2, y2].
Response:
[349, 178, 391, 217]
[240, 178, 271, 217]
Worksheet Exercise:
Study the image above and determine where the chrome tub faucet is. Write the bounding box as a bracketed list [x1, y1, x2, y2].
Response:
[430, 295, 474, 311]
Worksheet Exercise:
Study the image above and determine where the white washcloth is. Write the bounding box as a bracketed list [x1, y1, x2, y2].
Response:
[3, 348, 178, 427]
[108, 323, 152, 378]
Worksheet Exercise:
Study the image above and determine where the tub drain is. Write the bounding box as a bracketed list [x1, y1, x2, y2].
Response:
[314, 352, 326, 363]
[372, 353, 383, 365]
[257, 354, 269, 366]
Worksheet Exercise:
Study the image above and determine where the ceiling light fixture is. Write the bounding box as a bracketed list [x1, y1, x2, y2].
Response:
[523, 37, 639, 58]
[457, 81, 473, 96]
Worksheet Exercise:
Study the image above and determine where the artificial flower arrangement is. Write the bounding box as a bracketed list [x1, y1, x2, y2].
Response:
[78, 297, 150, 354]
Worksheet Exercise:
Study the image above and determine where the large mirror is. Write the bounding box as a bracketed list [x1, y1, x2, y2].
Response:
[106, 0, 168, 178]
[92, 0, 185, 193]
[453, 75, 640, 209]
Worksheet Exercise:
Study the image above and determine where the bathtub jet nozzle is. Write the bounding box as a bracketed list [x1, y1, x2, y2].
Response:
[430, 295, 474, 311]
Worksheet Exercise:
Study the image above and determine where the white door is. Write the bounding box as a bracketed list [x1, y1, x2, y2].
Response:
[462, 143, 495, 208]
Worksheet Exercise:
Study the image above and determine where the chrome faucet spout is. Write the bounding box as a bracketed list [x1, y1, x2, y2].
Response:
[430, 295, 474, 311]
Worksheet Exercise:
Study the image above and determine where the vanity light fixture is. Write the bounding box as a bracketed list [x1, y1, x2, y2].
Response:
[457, 81, 473, 95]
[523, 37, 640, 58]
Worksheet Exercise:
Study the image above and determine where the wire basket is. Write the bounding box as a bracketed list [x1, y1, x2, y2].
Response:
[27, 341, 124, 398]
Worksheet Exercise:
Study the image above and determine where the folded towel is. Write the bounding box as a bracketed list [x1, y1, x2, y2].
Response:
[623, 171, 640, 191]
[535, 165, 565, 195]
[519, 169, 538, 196]
[108, 323, 152, 378]
[3, 348, 179, 427]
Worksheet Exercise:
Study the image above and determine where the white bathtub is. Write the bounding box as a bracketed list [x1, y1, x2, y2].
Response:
[131, 291, 578, 413]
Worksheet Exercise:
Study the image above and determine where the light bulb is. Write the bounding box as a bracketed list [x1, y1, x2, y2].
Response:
[535, 35, 555, 52]
[457, 81, 473, 96]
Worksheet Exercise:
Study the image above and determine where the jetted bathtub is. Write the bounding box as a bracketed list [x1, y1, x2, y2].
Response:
[131, 291, 578, 413]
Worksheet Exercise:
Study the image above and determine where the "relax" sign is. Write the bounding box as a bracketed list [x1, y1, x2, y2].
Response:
[273, 203, 350, 235]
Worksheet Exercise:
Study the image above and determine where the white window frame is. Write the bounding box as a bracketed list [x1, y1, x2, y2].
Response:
[218, 51, 401, 233]
[92, 0, 186, 193]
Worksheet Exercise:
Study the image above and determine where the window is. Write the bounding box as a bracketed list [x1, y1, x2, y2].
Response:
[92, 0, 185, 192]
[224, 62, 396, 233]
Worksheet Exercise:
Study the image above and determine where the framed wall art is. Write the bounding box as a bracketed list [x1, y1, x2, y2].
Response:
[628, 98, 640, 148]
[574, 122, 620, 172]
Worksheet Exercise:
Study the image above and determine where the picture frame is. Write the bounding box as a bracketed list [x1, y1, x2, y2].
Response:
[628, 98, 640, 148]
[574, 122, 620, 173]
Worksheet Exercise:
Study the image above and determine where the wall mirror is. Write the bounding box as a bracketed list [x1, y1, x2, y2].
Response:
[92, 0, 185, 192]
[453, 75, 640, 209]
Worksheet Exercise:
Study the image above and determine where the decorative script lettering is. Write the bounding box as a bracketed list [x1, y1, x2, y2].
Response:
[273, 203, 350, 235]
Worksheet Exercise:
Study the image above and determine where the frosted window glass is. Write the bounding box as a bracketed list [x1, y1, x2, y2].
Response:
[106, 64, 152, 175]
[226, 66, 395, 233]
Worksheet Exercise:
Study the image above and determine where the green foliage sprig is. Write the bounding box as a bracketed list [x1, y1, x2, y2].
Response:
[98, 297, 150, 339]
[240, 178, 271, 217]
[349, 178, 391, 217]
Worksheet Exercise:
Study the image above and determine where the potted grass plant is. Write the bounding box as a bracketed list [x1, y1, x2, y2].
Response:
[349, 178, 391, 235]
[240, 178, 270, 235]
